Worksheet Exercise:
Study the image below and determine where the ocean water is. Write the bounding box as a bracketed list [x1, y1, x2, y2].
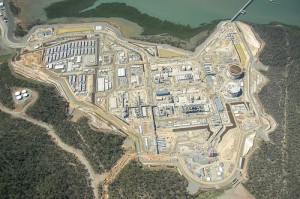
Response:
[18, 0, 300, 27]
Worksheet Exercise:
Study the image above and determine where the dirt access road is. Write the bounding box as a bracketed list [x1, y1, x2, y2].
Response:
[0, 103, 106, 198]
[0, 101, 136, 199]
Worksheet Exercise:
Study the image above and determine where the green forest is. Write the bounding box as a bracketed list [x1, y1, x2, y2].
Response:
[45, 1, 218, 40]
[109, 161, 192, 199]
[0, 110, 94, 198]
[244, 24, 300, 199]
[0, 59, 125, 197]
[0, 62, 125, 173]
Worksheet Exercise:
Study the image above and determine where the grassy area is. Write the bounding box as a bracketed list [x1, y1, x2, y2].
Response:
[57, 26, 94, 34]
[158, 48, 185, 58]
[0, 54, 13, 63]
[45, 2, 219, 40]
[235, 43, 247, 66]
[196, 189, 226, 199]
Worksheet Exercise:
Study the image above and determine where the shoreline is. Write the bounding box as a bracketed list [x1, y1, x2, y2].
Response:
[11, 0, 300, 28]
[12, 11, 218, 52]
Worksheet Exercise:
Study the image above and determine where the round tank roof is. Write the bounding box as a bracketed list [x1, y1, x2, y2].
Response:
[227, 82, 241, 94]
[229, 65, 242, 75]
[21, 89, 27, 94]
[16, 96, 22, 100]
[15, 91, 21, 96]
[23, 93, 29, 97]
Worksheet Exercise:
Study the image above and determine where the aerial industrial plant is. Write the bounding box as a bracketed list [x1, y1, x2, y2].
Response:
[9, 20, 273, 189]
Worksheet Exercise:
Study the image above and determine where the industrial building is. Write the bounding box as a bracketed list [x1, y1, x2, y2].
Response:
[212, 95, 224, 112]
[109, 97, 118, 109]
[182, 104, 205, 114]
[97, 77, 105, 92]
[155, 89, 170, 96]
[203, 63, 214, 75]
[97, 76, 112, 92]
[117, 68, 126, 77]
[43, 40, 96, 64]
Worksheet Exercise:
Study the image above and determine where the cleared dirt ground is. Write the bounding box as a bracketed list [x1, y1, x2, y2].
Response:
[56, 26, 94, 34]
[218, 184, 255, 199]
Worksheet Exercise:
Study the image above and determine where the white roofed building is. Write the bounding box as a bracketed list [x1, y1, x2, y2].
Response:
[118, 68, 126, 77]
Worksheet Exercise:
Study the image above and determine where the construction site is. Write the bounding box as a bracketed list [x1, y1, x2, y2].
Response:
[10, 21, 274, 188]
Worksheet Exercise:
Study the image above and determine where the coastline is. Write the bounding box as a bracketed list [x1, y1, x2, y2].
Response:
[48, 17, 143, 38]
[10, 0, 219, 51]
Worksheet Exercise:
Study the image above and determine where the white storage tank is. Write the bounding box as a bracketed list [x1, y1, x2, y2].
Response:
[16, 96, 22, 100]
[227, 82, 242, 97]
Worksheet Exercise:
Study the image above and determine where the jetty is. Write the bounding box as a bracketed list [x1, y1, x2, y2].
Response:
[230, 0, 253, 22]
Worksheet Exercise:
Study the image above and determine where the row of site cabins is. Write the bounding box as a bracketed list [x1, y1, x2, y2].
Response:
[44, 40, 96, 63]
[68, 75, 87, 92]
[143, 137, 166, 150]
[163, 119, 207, 128]
[156, 137, 166, 148]
[46, 56, 81, 70]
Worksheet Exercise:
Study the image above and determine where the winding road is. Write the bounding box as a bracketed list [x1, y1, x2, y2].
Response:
[0, 103, 106, 199]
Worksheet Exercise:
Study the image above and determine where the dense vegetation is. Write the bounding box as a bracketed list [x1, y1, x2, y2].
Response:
[0, 110, 93, 198]
[0, 62, 124, 173]
[45, 1, 218, 40]
[14, 24, 28, 37]
[109, 161, 192, 198]
[245, 24, 300, 199]
[72, 118, 125, 171]
[8, 1, 20, 16]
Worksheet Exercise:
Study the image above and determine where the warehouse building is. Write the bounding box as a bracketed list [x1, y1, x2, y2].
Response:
[97, 77, 105, 92]
[118, 68, 126, 77]
[155, 89, 170, 96]
[212, 95, 224, 112]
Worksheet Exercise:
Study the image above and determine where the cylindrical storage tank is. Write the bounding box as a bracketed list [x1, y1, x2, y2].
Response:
[227, 65, 243, 79]
[15, 91, 21, 96]
[22, 89, 27, 94]
[23, 93, 29, 97]
[16, 96, 23, 100]
[227, 82, 242, 97]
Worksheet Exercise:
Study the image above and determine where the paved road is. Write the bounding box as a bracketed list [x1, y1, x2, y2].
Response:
[0, 19, 26, 48]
